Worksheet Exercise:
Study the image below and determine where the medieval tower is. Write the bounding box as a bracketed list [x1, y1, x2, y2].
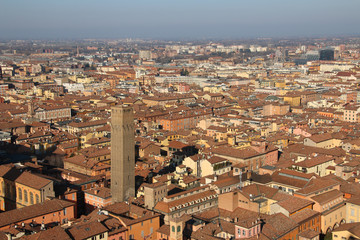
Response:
[111, 105, 135, 203]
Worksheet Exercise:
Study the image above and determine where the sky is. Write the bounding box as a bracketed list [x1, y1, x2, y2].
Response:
[1, 0, 359, 40]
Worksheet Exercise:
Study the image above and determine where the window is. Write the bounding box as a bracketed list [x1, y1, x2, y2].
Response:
[172, 226, 175, 232]
[24, 190, 28, 203]
[63, 208, 67, 215]
[30, 192, 34, 205]
[177, 226, 181, 232]
[150, 227, 153, 234]
[36, 194, 40, 204]
[351, 209, 355, 216]
[18, 188, 22, 200]
[141, 231, 144, 238]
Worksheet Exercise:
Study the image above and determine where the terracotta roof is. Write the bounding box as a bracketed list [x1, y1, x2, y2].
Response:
[0, 165, 22, 181]
[261, 213, 298, 239]
[296, 178, 340, 196]
[307, 133, 333, 143]
[340, 182, 360, 196]
[15, 171, 52, 189]
[68, 221, 108, 240]
[290, 208, 320, 225]
[297, 229, 320, 239]
[285, 143, 345, 157]
[276, 195, 314, 214]
[212, 144, 278, 160]
[84, 187, 111, 199]
[242, 184, 278, 199]
[156, 224, 170, 235]
[346, 196, 360, 205]
[271, 169, 314, 189]
[20, 226, 72, 240]
[332, 222, 360, 237]
[0, 199, 75, 228]
[211, 176, 240, 189]
[294, 155, 335, 168]
[199, 219, 236, 236]
[68, 119, 108, 129]
[311, 189, 343, 204]
[154, 189, 217, 214]
[207, 156, 228, 165]
[168, 140, 188, 149]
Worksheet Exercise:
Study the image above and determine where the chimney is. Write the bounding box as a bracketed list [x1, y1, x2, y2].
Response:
[214, 174, 218, 181]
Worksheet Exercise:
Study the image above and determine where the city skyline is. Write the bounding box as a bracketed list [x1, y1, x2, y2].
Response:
[1, 0, 360, 40]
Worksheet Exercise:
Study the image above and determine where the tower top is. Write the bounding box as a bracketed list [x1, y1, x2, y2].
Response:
[111, 105, 133, 122]
[111, 104, 132, 111]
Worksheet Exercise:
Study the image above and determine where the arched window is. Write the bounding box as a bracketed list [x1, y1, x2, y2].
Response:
[18, 188, 22, 200]
[36, 194, 40, 204]
[30, 192, 34, 205]
[172, 226, 175, 232]
[24, 190, 28, 203]
[177, 226, 181, 232]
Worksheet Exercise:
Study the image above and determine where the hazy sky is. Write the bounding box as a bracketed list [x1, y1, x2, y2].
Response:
[1, 0, 359, 39]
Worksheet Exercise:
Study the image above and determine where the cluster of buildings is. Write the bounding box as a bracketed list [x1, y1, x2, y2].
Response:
[0, 38, 359, 239]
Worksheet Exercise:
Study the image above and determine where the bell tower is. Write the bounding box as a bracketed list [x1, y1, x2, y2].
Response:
[170, 218, 183, 240]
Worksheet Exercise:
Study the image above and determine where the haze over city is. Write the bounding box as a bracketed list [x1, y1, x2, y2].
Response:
[1, 1, 360, 240]
[1, 0, 360, 39]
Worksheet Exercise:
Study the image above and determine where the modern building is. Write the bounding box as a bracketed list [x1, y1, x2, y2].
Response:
[111, 105, 135, 203]
[320, 49, 335, 61]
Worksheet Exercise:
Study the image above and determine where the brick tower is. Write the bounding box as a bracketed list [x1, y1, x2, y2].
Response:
[111, 105, 135, 203]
